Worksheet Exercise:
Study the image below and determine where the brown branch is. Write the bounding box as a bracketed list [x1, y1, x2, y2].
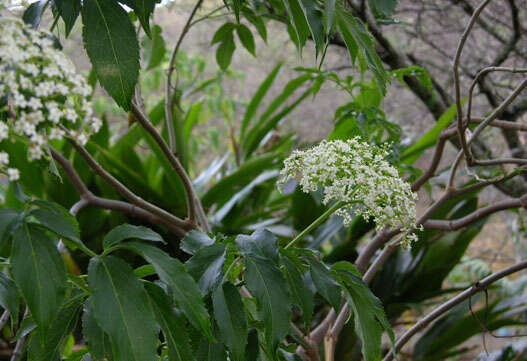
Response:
[383, 260, 527, 361]
[130, 102, 211, 232]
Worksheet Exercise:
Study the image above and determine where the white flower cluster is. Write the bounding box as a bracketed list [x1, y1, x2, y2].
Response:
[279, 138, 419, 247]
[0, 12, 100, 181]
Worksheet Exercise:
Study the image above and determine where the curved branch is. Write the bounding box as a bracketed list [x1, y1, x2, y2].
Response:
[383, 260, 527, 361]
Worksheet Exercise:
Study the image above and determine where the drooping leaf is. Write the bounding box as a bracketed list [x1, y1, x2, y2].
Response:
[118, 242, 213, 340]
[142, 24, 166, 70]
[236, 24, 256, 56]
[368, 0, 397, 17]
[0, 208, 22, 244]
[87, 256, 158, 361]
[211, 23, 236, 45]
[54, 0, 81, 36]
[82, 0, 140, 110]
[22, 0, 46, 28]
[103, 224, 165, 249]
[145, 282, 195, 361]
[213, 282, 248, 361]
[180, 230, 215, 255]
[82, 299, 112, 361]
[307, 257, 342, 312]
[236, 230, 291, 352]
[331, 262, 395, 361]
[186, 244, 226, 296]
[0, 273, 19, 327]
[299, 0, 325, 57]
[216, 34, 236, 71]
[282, 0, 310, 52]
[197, 334, 227, 361]
[28, 299, 83, 361]
[280, 253, 314, 327]
[119, 0, 156, 37]
[11, 223, 66, 336]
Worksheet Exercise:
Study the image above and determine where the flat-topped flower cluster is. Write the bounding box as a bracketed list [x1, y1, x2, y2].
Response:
[0, 11, 100, 181]
[279, 138, 419, 247]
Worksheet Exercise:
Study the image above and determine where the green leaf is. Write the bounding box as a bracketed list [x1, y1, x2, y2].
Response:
[28, 200, 84, 248]
[236, 230, 291, 352]
[103, 224, 165, 249]
[307, 257, 342, 312]
[142, 24, 166, 70]
[11, 223, 66, 336]
[401, 101, 463, 165]
[241, 63, 282, 135]
[331, 262, 395, 361]
[119, 0, 156, 37]
[28, 299, 83, 361]
[22, 0, 46, 28]
[82, 299, 112, 361]
[299, 0, 324, 57]
[216, 34, 236, 71]
[211, 23, 236, 45]
[242, 8, 267, 42]
[280, 253, 314, 327]
[186, 244, 226, 296]
[54, 0, 81, 36]
[197, 334, 227, 361]
[213, 282, 248, 361]
[236, 24, 256, 56]
[180, 230, 215, 255]
[0, 208, 22, 243]
[82, 0, 140, 110]
[368, 0, 397, 17]
[245, 328, 259, 361]
[118, 242, 213, 340]
[336, 10, 388, 94]
[145, 282, 195, 361]
[282, 0, 310, 52]
[0, 273, 19, 327]
[87, 256, 158, 361]
[325, 0, 336, 34]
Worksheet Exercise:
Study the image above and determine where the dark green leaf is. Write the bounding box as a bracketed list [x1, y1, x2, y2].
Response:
[236, 24, 256, 56]
[242, 8, 267, 42]
[197, 334, 227, 361]
[282, 0, 310, 52]
[245, 328, 259, 361]
[28, 299, 82, 361]
[299, 0, 324, 57]
[29, 200, 83, 247]
[82, 299, 112, 361]
[54, 0, 81, 36]
[143, 24, 166, 70]
[103, 224, 165, 249]
[0, 273, 19, 327]
[119, 242, 213, 340]
[22, 0, 46, 28]
[325, 0, 336, 34]
[87, 256, 158, 361]
[145, 282, 195, 361]
[307, 257, 342, 312]
[11, 223, 66, 335]
[119, 0, 156, 37]
[211, 23, 236, 45]
[236, 230, 291, 352]
[368, 0, 397, 17]
[280, 254, 314, 326]
[0, 208, 22, 244]
[82, 0, 140, 110]
[216, 34, 236, 71]
[186, 244, 226, 295]
[180, 230, 215, 255]
[213, 282, 248, 361]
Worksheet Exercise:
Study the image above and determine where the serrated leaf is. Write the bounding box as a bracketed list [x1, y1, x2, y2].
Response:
[119, 0, 156, 37]
[87, 256, 158, 361]
[280, 255, 314, 327]
[236, 230, 291, 352]
[28, 299, 82, 361]
[186, 244, 226, 296]
[216, 34, 236, 71]
[180, 230, 215, 255]
[54, 0, 81, 36]
[213, 282, 248, 361]
[118, 242, 213, 340]
[82, 0, 140, 110]
[145, 282, 195, 361]
[82, 299, 112, 361]
[307, 257, 341, 312]
[236, 24, 256, 56]
[11, 223, 66, 336]
[142, 24, 166, 70]
[29, 200, 83, 247]
[103, 224, 165, 249]
[0, 273, 19, 327]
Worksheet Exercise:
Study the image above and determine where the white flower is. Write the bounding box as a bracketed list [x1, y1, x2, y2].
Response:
[279, 138, 419, 248]
[0, 151, 8, 165]
[7, 168, 19, 181]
